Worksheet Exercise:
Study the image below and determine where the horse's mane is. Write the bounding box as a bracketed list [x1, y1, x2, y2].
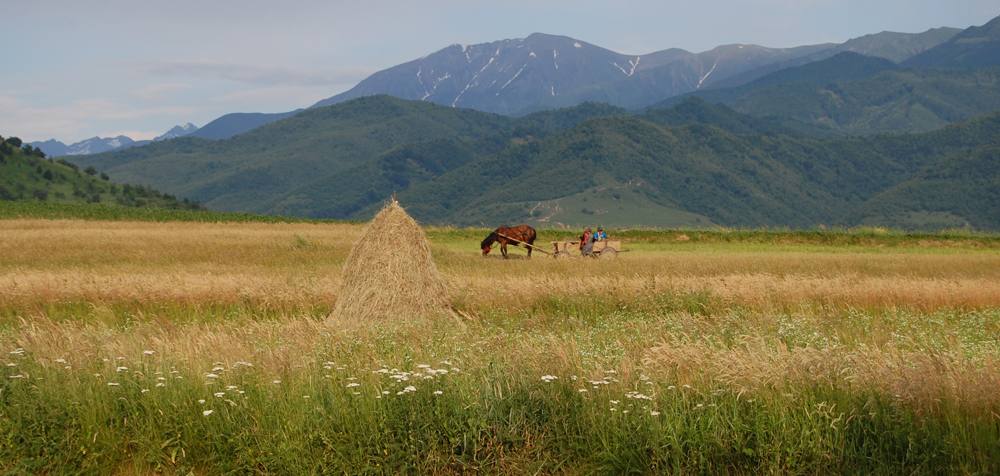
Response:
[480, 231, 498, 249]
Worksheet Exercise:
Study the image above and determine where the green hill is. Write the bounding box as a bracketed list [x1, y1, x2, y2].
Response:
[71, 95, 522, 213]
[379, 110, 1000, 228]
[58, 96, 1000, 230]
[841, 142, 1000, 231]
[730, 67, 1000, 136]
[0, 135, 201, 211]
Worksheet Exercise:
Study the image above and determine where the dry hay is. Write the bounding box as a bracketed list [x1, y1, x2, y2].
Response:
[331, 200, 454, 321]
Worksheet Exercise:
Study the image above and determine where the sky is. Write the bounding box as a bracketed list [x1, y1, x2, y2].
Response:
[2, 1, 996, 144]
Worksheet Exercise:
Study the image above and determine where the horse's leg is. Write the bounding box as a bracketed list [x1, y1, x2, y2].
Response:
[502, 243, 508, 259]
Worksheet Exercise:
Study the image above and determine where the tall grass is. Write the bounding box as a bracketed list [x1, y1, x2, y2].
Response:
[2, 218, 1000, 474]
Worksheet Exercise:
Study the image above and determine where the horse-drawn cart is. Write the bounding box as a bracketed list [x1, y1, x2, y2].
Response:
[551, 239, 624, 259]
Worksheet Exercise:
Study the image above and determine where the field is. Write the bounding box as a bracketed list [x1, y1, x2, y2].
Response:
[2, 212, 1000, 474]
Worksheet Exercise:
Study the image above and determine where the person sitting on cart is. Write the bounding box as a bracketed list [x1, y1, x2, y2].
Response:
[580, 227, 595, 256]
[594, 227, 608, 242]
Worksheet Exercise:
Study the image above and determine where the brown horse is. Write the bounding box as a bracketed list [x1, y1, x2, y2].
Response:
[481, 225, 537, 259]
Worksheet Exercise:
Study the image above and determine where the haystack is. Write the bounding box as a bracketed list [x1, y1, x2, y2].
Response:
[331, 199, 454, 321]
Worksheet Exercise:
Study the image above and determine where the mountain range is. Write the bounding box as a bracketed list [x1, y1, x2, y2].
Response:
[31, 18, 981, 152]
[31, 123, 199, 157]
[27, 14, 1000, 231]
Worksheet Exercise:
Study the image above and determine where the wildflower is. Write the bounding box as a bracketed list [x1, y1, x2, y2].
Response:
[404, 386, 417, 392]
[108, 382, 120, 386]
[610, 400, 620, 405]
[141, 389, 150, 393]
[650, 411, 661, 416]
[54, 359, 66, 363]
[6, 363, 15, 367]
[116, 367, 128, 372]
[198, 399, 206, 404]
[143, 350, 155, 355]
[214, 392, 225, 398]
[303, 395, 311, 399]
[433, 390, 443, 395]
[540, 375, 558, 382]
[8, 375, 24, 379]
[203, 410, 213, 416]
[156, 383, 165, 387]
[226, 400, 237, 406]
[226, 385, 238, 390]
[417, 364, 430, 369]
[205, 373, 219, 379]
[273, 380, 281, 384]
[346, 383, 360, 388]
[578, 388, 588, 393]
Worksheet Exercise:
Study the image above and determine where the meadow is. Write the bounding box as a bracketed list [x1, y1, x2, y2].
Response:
[1, 213, 999, 474]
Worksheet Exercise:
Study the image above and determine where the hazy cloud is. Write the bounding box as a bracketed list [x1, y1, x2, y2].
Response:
[127, 60, 378, 87]
[131, 83, 195, 102]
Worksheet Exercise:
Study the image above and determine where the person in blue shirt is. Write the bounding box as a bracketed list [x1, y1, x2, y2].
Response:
[594, 227, 608, 242]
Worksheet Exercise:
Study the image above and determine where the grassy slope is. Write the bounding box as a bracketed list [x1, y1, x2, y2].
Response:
[0, 142, 200, 210]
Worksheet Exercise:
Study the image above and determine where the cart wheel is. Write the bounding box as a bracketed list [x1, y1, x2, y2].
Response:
[554, 251, 571, 259]
[600, 248, 618, 259]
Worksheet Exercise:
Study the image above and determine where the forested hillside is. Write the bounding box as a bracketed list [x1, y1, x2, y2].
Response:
[70, 94, 1000, 230]
[0, 135, 204, 210]
[381, 111, 1000, 229]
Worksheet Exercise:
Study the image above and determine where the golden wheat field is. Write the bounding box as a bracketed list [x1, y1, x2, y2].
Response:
[3, 217, 1000, 473]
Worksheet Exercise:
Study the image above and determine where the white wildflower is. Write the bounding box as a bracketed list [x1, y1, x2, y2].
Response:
[202, 410, 213, 416]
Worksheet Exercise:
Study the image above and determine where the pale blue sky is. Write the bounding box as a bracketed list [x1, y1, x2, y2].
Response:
[2, 0, 995, 144]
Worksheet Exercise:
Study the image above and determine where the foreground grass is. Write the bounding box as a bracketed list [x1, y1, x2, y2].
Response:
[2, 217, 1000, 474]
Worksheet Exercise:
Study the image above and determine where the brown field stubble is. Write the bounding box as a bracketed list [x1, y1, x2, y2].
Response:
[3, 219, 1000, 405]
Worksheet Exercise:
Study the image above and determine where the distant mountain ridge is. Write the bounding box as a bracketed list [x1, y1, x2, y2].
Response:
[902, 15, 1000, 68]
[312, 33, 840, 114]
[30, 22, 970, 152]
[30, 123, 198, 157]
